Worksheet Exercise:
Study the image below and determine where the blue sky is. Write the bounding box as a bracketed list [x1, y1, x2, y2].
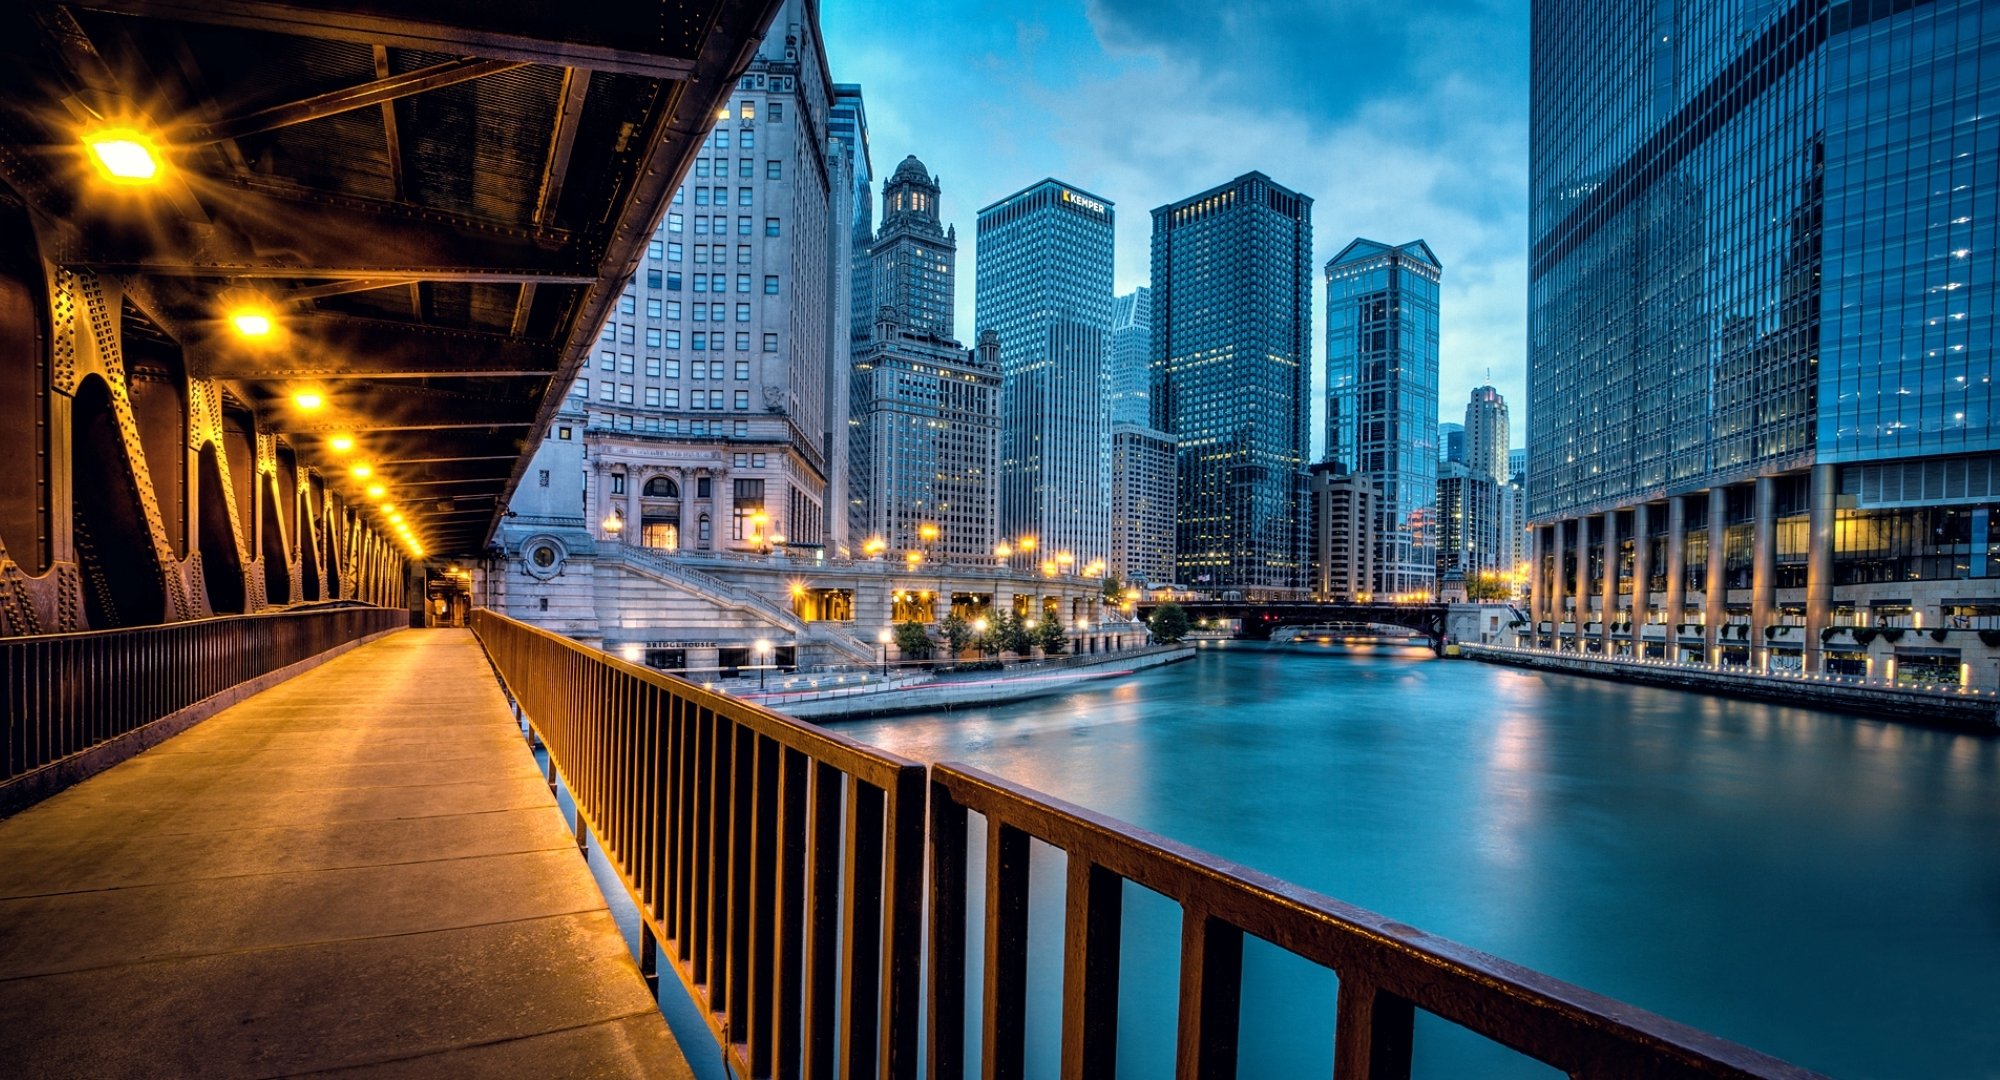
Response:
[821, 0, 1531, 454]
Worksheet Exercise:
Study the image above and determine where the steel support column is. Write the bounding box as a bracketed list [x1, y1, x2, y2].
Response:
[1751, 476, 1777, 671]
[1600, 509, 1618, 654]
[1705, 486, 1728, 663]
[1804, 463, 1837, 673]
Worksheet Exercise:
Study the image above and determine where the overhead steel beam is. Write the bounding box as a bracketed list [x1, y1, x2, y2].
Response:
[202, 317, 560, 379]
[63, 0, 705, 79]
[512, 65, 591, 336]
[182, 56, 527, 145]
[77, 181, 592, 282]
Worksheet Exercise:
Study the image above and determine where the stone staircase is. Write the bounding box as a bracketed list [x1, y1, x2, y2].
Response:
[609, 546, 876, 666]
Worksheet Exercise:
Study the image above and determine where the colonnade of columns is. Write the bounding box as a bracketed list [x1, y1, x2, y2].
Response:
[1526, 465, 1834, 673]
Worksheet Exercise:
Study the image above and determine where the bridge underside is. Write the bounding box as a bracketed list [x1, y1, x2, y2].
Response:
[1145, 602, 1452, 652]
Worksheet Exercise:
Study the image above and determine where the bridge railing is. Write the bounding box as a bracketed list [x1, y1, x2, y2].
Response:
[928, 762, 1824, 1080]
[471, 610, 926, 1079]
[1, 602, 406, 813]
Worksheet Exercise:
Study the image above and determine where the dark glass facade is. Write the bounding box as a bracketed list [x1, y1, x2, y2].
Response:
[1151, 173, 1313, 595]
[1526, 0, 2000, 678]
[1326, 238, 1440, 596]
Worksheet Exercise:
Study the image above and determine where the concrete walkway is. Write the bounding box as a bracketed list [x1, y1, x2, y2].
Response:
[0, 629, 692, 1079]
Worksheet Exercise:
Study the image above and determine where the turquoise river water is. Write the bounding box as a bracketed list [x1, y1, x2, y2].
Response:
[819, 644, 1999, 1079]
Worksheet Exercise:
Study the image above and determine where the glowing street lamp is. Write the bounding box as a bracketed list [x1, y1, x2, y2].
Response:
[1040, 560, 1057, 577]
[876, 627, 893, 676]
[83, 127, 163, 185]
[994, 541, 1012, 560]
[918, 522, 939, 543]
[328, 435, 354, 453]
[1018, 535, 1038, 554]
[292, 391, 325, 411]
[601, 507, 625, 535]
[863, 536, 887, 558]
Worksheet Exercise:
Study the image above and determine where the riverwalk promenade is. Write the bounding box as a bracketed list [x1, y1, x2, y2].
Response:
[0, 630, 690, 1079]
[1462, 643, 2000, 730]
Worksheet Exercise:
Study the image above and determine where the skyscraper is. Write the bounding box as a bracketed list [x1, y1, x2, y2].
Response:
[1463, 385, 1509, 484]
[1437, 460, 1502, 582]
[507, 0, 842, 558]
[1108, 288, 1153, 427]
[1528, 0, 2000, 674]
[1326, 239, 1441, 597]
[848, 158, 998, 563]
[1151, 173, 1314, 596]
[1438, 423, 1465, 465]
[1307, 463, 1378, 600]
[975, 179, 1115, 570]
[828, 85, 872, 554]
[1110, 425, 1176, 587]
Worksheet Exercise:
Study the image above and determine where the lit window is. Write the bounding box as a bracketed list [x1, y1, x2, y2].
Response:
[740, 101, 755, 120]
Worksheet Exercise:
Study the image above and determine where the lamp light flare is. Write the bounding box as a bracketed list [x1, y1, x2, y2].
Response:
[232, 311, 274, 338]
[84, 128, 161, 184]
[293, 391, 324, 411]
[328, 435, 354, 453]
[366, 484, 386, 499]
[349, 464, 372, 478]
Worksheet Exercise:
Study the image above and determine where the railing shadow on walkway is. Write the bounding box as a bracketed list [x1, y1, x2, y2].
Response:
[471, 609, 1825, 1080]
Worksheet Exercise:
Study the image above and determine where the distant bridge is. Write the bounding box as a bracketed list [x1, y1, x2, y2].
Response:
[1139, 601, 1451, 652]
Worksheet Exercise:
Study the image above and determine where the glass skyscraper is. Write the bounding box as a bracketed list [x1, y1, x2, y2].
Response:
[1152, 172, 1314, 595]
[1326, 238, 1441, 597]
[1527, 0, 2000, 680]
[975, 179, 1115, 570]
[1108, 287, 1152, 428]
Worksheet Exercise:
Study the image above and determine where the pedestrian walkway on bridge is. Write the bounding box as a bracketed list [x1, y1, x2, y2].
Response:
[0, 630, 691, 1079]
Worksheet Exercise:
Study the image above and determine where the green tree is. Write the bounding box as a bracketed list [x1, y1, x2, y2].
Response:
[1148, 602, 1191, 644]
[996, 610, 1034, 656]
[1100, 572, 1123, 603]
[893, 620, 934, 662]
[1035, 615, 1069, 655]
[939, 613, 972, 658]
[1466, 571, 1512, 602]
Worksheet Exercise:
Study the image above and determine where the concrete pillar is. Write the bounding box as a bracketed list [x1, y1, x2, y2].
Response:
[1705, 486, 1728, 662]
[1664, 496, 1686, 654]
[714, 470, 734, 551]
[1751, 475, 1777, 671]
[625, 469, 641, 546]
[1573, 514, 1592, 642]
[1527, 527, 1542, 637]
[1549, 522, 1566, 649]
[1804, 463, 1837, 673]
[1600, 510, 1618, 653]
[1631, 502, 1653, 636]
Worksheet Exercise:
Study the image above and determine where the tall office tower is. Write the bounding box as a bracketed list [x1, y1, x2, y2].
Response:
[828, 84, 872, 554]
[1529, 0, 2000, 674]
[1108, 288, 1153, 427]
[1152, 173, 1314, 596]
[1508, 448, 1526, 482]
[849, 159, 997, 562]
[975, 179, 1115, 570]
[1438, 423, 1465, 465]
[514, 0, 841, 556]
[1502, 475, 1528, 586]
[1464, 385, 1509, 483]
[1437, 460, 1502, 582]
[1326, 239, 1442, 596]
[869, 157, 955, 337]
[1110, 424, 1177, 586]
[1307, 463, 1379, 600]
[849, 324, 1000, 563]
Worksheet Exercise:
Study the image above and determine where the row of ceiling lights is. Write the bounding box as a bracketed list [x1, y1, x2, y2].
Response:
[82, 121, 428, 562]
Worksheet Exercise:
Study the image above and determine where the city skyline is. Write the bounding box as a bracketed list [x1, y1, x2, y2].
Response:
[821, 0, 1530, 451]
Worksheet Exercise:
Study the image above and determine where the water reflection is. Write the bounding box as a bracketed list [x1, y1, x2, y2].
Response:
[829, 647, 2000, 1079]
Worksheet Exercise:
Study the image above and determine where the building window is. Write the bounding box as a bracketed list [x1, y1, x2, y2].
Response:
[735, 332, 750, 351]
[738, 188, 753, 206]
[646, 328, 662, 348]
[740, 100, 755, 120]
[734, 390, 749, 409]
[738, 217, 752, 236]
[769, 101, 782, 123]
[648, 240, 663, 260]
[731, 479, 765, 540]
[668, 213, 682, 233]
[737, 244, 751, 265]
[767, 160, 782, 180]
[665, 331, 682, 349]
[600, 323, 615, 342]
[573, 378, 588, 397]
[735, 361, 750, 380]
[645, 357, 661, 377]
[538, 469, 550, 487]
[619, 294, 636, 314]
[646, 268, 663, 289]
[646, 299, 663, 318]
[666, 301, 681, 319]
[599, 351, 615, 370]
[598, 381, 614, 401]
[665, 272, 681, 291]
[736, 302, 751, 322]
[557, 426, 571, 440]
[667, 242, 683, 262]
[714, 131, 729, 150]
[739, 158, 754, 178]
[698, 513, 712, 548]
[610, 473, 626, 495]
[741, 129, 755, 149]
[764, 276, 779, 294]
[644, 387, 660, 407]
[765, 217, 779, 237]
[620, 353, 634, 374]
[665, 389, 680, 408]
[618, 384, 634, 404]
[697, 477, 712, 498]
[733, 420, 748, 437]
[763, 333, 777, 352]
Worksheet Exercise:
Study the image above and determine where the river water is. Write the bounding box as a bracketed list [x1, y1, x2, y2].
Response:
[826, 644, 2000, 1079]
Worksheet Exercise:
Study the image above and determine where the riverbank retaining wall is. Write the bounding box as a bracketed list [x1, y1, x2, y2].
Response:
[776, 646, 1196, 720]
[1461, 645, 2000, 732]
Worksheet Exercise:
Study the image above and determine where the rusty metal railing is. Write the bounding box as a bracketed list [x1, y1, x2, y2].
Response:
[1, 603, 406, 809]
[471, 610, 927, 1080]
[928, 763, 1825, 1080]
